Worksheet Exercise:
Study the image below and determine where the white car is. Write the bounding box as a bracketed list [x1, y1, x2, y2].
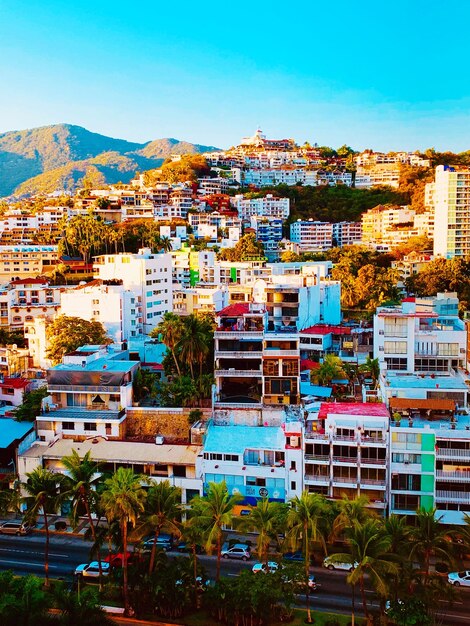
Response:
[252, 561, 279, 574]
[75, 561, 111, 578]
[221, 544, 251, 561]
[448, 570, 470, 587]
[323, 556, 358, 572]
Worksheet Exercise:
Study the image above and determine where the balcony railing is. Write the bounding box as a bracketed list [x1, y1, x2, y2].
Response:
[360, 458, 387, 465]
[436, 448, 470, 460]
[332, 476, 358, 485]
[305, 454, 329, 462]
[332, 456, 358, 464]
[304, 432, 329, 440]
[360, 478, 387, 486]
[436, 470, 470, 482]
[215, 369, 262, 377]
[333, 435, 358, 442]
[436, 490, 470, 503]
[214, 351, 262, 359]
[304, 474, 329, 484]
[47, 384, 122, 393]
[263, 349, 299, 357]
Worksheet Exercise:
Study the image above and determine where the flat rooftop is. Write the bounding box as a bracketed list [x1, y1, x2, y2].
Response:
[318, 402, 389, 419]
[52, 358, 136, 373]
[0, 418, 34, 448]
[21, 438, 202, 466]
[385, 373, 468, 390]
[204, 424, 285, 454]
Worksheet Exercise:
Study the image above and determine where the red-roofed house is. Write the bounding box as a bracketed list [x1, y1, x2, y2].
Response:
[304, 401, 389, 510]
[0, 377, 31, 406]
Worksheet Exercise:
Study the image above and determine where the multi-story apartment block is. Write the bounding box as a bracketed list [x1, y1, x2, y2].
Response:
[19, 437, 203, 506]
[304, 403, 389, 512]
[8, 278, 61, 331]
[0, 209, 63, 244]
[202, 420, 303, 506]
[214, 302, 300, 408]
[391, 252, 433, 287]
[94, 249, 173, 332]
[0, 245, 59, 282]
[361, 205, 416, 245]
[37, 345, 138, 443]
[233, 194, 290, 221]
[60, 280, 143, 341]
[249, 217, 283, 250]
[432, 165, 470, 258]
[374, 293, 466, 376]
[173, 285, 229, 316]
[332, 221, 363, 247]
[232, 167, 318, 187]
[289, 221, 334, 251]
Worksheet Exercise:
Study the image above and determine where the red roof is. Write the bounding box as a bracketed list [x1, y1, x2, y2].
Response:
[301, 325, 351, 336]
[0, 377, 30, 390]
[318, 402, 389, 419]
[301, 359, 320, 370]
[218, 303, 250, 317]
[11, 278, 48, 285]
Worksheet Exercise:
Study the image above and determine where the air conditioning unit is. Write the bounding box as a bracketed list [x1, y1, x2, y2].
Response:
[155, 435, 164, 445]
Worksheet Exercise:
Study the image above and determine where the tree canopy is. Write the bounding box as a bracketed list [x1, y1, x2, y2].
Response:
[46, 315, 111, 365]
[217, 233, 265, 262]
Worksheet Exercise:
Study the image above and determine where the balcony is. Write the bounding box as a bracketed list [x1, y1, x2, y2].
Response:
[436, 470, 470, 482]
[360, 478, 387, 489]
[360, 457, 387, 466]
[333, 435, 358, 442]
[436, 448, 470, 461]
[37, 407, 125, 421]
[332, 476, 358, 486]
[47, 384, 122, 393]
[436, 490, 470, 504]
[304, 474, 330, 485]
[305, 454, 329, 462]
[263, 349, 299, 357]
[215, 330, 264, 340]
[214, 350, 263, 359]
[215, 369, 262, 377]
[332, 456, 358, 465]
[360, 436, 387, 446]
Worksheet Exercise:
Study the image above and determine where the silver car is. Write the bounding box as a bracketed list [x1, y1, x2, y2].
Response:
[448, 570, 470, 587]
[75, 561, 111, 578]
[0, 521, 32, 535]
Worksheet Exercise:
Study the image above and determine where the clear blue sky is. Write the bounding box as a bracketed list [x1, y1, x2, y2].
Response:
[1, 0, 470, 152]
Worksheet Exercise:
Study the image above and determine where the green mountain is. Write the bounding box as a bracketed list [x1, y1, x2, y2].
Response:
[0, 123, 218, 197]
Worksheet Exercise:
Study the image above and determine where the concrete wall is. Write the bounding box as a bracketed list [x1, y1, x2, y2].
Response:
[126, 407, 211, 442]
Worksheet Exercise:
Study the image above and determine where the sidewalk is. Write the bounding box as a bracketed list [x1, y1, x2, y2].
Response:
[1, 513, 96, 537]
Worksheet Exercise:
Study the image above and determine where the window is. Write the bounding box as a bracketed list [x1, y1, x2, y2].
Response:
[62, 422, 75, 430]
[384, 318, 407, 337]
[391, 474, 421, 491]
[84, 422, 97, 431]
[385, 357, 407, 371]
[105, 423, 112, 435]
[223, 454, 238, 462]
[209, 453, 222, 461]
[384, 341, 407, 354]
[291, 481, 296, 491]
[246, 476, 266, 486]
[392, 453, 421, 464]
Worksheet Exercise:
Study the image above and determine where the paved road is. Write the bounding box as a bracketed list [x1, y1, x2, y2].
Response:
[0, 532, 469, 624]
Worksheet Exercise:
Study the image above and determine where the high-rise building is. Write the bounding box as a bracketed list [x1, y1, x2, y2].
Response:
[433, 165, 470, 258]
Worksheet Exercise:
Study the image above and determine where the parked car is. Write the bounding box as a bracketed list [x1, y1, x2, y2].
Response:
[0, 521, 32, 536]
[323, 556, 358, 572]
[221, 543, 251, 561]
[282, 551, 315, 564]
[252, 561, 279, 574]
[448, 571, 470, 587]
[141, 534, 173, 552]
[74, 561, 111, 578]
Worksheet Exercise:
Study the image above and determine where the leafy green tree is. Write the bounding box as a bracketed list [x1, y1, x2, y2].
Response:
[22, 468, 65, 587]
[217, 233, 265, 262]
[0, 571, 53, 626]
[46, 315, 111, 365]
[287, 491, 328, 623]
[179, 314, 211, 378]
[312, 354, 345, 387]
[358, 356, 380, 385]
[53, 581, 113, 626]
[100, 468, 147, 615]
[14, 386, 48, 422]
[132, 368, 158, 402]
[190, 481, 242, 581]
[330, 494, 376, 541]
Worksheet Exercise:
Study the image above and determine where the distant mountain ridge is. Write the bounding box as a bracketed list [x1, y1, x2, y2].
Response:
[0, 123, 218, 197]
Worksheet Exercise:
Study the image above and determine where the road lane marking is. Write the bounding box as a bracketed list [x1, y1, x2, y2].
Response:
[0, 560, 60, 568]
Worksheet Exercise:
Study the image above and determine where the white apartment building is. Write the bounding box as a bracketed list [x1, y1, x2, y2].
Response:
[305, 403, 389, 512]
[374, 293, 466, 376]
[289, 221, 334, 251]
[36, 345, 137, 443]
[173, 285, 229, 316]
[332, 222, 363, 247]
[432, 165, 470, 258]
[60, 280, 143, 341]
[94, 249, 173, 333]
[233, 194, 290, 221]
[3, 278, 61, 331]
[0, 245, 59, 282]
[232, 167, 318, 187]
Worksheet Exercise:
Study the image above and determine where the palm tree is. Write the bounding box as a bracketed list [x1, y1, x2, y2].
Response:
[151, 312, 184, 376]
[138, 480, 182, 574]
[22, 468, 65, 587]
[180, 519, 206, 607]
[62, 450, 103, 584]
[312, 354, 345, 387]
[359, 356, 380, 386]
[330, 519, 399, 624]
[190, 481, 242, 581]
[238, 498, 286, 566]
[100, 468, 146, 615]
[410, 508, 454, 582]
[180, 315, 210, 379]
[287, 491, 328, 624]
[330, 494, 376, 541]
